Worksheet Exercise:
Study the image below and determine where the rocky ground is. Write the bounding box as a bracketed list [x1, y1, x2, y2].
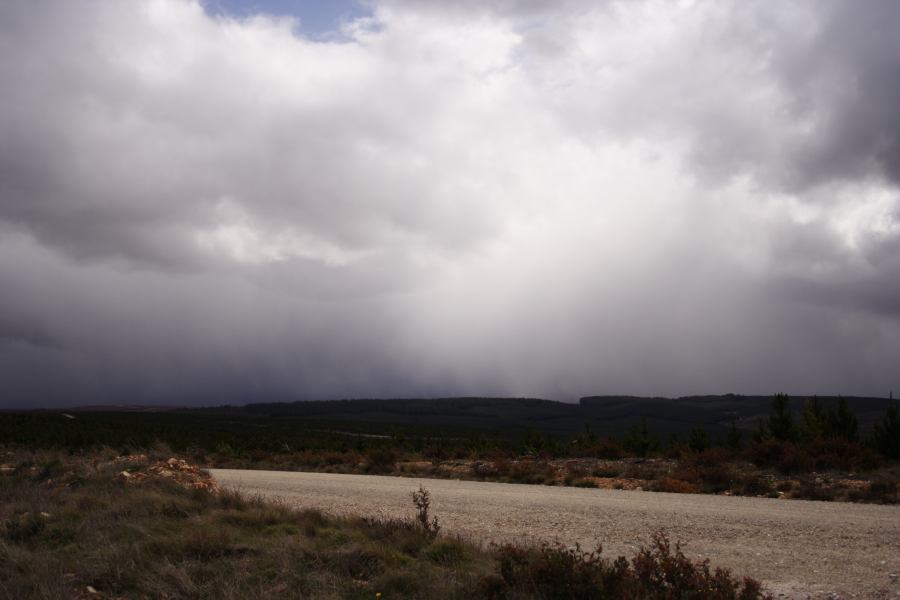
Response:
[114, 455, 219, 491]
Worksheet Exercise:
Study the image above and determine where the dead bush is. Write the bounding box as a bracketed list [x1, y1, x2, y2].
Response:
[806, 438, 881, 472]
[746, 440, 813, 474]
[483, 532, 771, 599]
[861, 479, 899, 504]
[364, 448, 398, 474]
[580, 437, 625, 459]
[653, 477, 699, 494]
[794, 478, 836, 502]
[508, 461, 557, 485]
[734, 474, 772, 497]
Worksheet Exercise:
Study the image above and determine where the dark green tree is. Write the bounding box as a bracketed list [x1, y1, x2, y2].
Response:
[667, 432, 680, 449]
[870, 403, 900, 459]
[824, 397, 858, 442]
[767, 393, 796, 442]
[800, 396, 826, 442]
[751, 418, 770, 443]
[624, 417, 658, 457]
[725, 420, 743, 450]
[688, 426, 709, 453]
[575, 424, 597, 448]
[521, 429, 546, 454]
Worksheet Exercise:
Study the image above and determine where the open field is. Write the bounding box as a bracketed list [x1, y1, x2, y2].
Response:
[212, 469, 900, 599]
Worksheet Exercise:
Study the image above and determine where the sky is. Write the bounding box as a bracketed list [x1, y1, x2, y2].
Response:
[204, 0, 369, 36]
[1, 0, 899, 408]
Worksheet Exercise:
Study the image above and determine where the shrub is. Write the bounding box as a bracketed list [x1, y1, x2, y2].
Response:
[580, 437, 625, 459]
[326, 547, 386, 579]
[425, 538, 470, 566]
[564, 465, 598, 488]
[631, 533, 769, 599]
[412, 486, 440, 539]
[745, 440, 812, 474]
[668, 462, 734, 494]
[653, 477, 699, 494]
[508, 461, 557, 485]
[623, 463, 665, 481]
[176, 530, 238, 560]
[357, 516, 431, 556]
[3, 510, 47, 542]
[863, 479, 899, 504]
[793, 478, 835, 502]
[483, 532, 771, 599]
[734, 474, 772, 497]
[687, 447, 733, 468]
[472, 460, 501, 479]
[423, 444, 449, 464]
[572, 478, 599, 488]
[775, 446, 814, 475]
[664, 442, 691, 460]
[591, 464, 625, 478]
[805, 437, 880, 471]
[364, 448, 398, 474]
[697, 464, 734, 493]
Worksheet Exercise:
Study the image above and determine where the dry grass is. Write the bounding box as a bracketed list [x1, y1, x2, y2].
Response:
[189, 442, 899, 504]
[0, 447, 776, 599]
[0, 448, 487, 599]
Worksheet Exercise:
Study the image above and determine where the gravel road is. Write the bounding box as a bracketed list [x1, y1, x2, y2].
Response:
[210, 469, 900, 599]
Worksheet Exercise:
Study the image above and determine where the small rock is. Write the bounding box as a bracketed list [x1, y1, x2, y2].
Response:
[86, 585, 99, 594]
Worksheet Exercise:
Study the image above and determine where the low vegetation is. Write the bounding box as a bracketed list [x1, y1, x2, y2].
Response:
[0, 448, 772, 599]
[483, 535, 768, 599]
[1, 394, 898, 504]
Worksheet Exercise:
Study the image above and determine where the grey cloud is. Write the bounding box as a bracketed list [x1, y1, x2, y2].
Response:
[774, 0, 900, 187]
[0, 0, 500, 272]
[427, 0, 900, 193]
[0, 0, 898, 407]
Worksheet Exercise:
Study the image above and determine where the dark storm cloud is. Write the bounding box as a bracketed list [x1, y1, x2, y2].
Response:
[0, 0, 898, 407]
[776, 0, 900, 188]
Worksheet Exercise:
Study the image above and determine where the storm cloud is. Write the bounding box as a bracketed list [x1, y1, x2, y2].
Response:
[1, 0, 898, 407]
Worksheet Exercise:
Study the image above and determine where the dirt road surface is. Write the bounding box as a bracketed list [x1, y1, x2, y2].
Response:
[210, 469, 900, 599]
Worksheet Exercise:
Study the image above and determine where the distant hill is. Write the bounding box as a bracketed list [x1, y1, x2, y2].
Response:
[200, 394, 895, 440]
[579, 394, 892, 438]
